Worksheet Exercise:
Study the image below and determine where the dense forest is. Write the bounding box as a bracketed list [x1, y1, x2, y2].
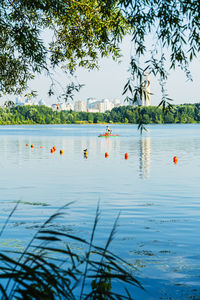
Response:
[0, 103, 200, 125]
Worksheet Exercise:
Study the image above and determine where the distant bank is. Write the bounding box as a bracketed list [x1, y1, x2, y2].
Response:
[0, 103, 200, 125]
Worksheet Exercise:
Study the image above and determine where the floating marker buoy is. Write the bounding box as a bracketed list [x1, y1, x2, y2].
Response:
[173, 156, 178, 164]
[40, 146, 43, 148]
[83, 149, 88, 158]
[84, 149, 88, 158]
[105, 152, 109, 158]
[125, 153, 129, 159]
[60, 150, 63, 155]
[53, 146, 56, 151]
[50, 148, 54, 153]
[26, 144, 29, 147]
[31, 144, 34, 148]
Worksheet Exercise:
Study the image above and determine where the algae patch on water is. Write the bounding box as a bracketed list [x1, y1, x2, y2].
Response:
[0, 239, 25, 251]
[12, 201, 50, 206]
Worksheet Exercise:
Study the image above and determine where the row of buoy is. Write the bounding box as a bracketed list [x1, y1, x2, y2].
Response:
[50, 146, 63, 155]
[86, 150, 178, 163]
[105, 153, 178, 163]
[104, 152, 129, 159]
[26, 144, 63, 155]
[50, 146, 56, 153]
[26, 144, 34, 148]
[26, 144, 178, 163]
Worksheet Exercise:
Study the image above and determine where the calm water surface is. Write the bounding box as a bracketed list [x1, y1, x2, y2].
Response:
[0, 124, 200, 299]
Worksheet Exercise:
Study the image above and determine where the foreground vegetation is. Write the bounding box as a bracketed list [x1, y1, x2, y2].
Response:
[0, 103, 200, 125]
[0, 203, 142, 299]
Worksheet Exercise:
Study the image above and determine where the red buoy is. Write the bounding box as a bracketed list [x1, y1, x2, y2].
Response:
[125, 153, 129, 160]
[105, 152, 109, 158]
[173, 156, 178, 164]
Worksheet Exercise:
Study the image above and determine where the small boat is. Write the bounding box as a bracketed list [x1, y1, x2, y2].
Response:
[98, 133, 119, 137]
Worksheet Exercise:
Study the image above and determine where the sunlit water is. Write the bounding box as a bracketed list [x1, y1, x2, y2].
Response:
[0, 124, 200, 299]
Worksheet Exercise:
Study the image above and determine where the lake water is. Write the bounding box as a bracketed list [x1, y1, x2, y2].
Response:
[0, 124, 200, 299]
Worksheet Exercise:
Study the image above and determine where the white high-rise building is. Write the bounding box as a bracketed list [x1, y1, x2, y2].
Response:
[113, 98, 121, 107]
[87, 98, 96, 108]
[96, 102, 104, 113]
[73, 98, 122, 113]
[87, 108, 99, 113]
[74, 100, 86, 112]
[102, 98, 114, 111]
[15, 96, 25, 106]
[141, 74, 151, 106]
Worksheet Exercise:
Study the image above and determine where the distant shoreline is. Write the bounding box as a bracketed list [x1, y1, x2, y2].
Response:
[0, 103, 200, 125]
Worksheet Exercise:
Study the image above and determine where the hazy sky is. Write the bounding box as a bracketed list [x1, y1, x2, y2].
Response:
[75, 51, 200, 106]
[75, 34, 200, 106]
[6, 35, 200, 106]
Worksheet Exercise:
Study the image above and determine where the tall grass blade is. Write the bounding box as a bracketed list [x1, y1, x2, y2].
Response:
[7, 205, 72, 298]
[0, 200, 20, 237]
[0, 203, 143, 299]
[79, 202, 100, 299]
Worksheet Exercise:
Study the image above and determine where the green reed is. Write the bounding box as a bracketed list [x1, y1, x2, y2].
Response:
[0, 202, 143, 299]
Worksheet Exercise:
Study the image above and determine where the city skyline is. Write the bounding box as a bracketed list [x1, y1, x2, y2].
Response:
[13, 96, 123, 113]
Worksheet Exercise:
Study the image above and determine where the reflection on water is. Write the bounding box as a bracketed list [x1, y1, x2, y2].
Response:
[139, 137, 151, 179]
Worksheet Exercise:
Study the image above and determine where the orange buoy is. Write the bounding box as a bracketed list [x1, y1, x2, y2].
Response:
[50, 148, 54, 153]
[105, 152, 109, 158]
[26, 144, 29, 147]
[60, 150, 63, 155]
[125, 153, 129, 160]
[53, 146, 56, 151]
[40, 146, 43, 148]
[31, 144, 34, 148]
[173, 156, 178, 164]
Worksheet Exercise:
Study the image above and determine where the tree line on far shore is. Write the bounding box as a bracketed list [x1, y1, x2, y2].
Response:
[0, 103, 200, 125]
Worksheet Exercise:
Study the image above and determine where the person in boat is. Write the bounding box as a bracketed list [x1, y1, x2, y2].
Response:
[106, 126, 111, 135]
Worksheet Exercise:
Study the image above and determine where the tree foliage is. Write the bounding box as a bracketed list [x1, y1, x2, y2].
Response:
[121, 0, 200, 110]
[0, 0, 199, 122]
[1, 103, 200, 125]
[0, 0, 129, 95]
